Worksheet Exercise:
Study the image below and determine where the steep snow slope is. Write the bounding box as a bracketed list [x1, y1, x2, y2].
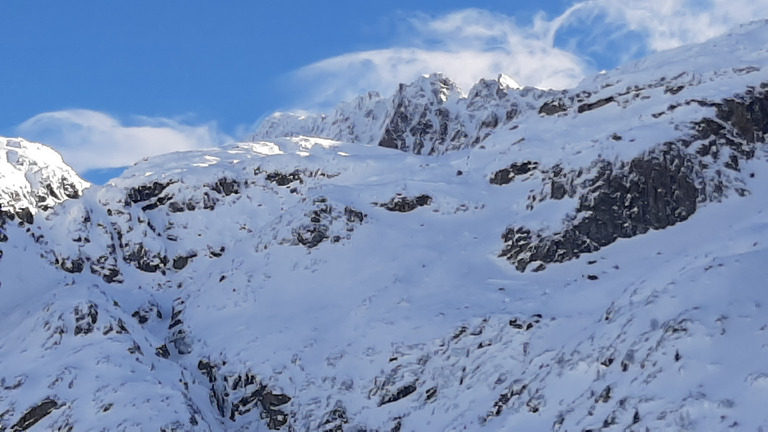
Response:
[0, 137, 89, 222]
[3, 20, 768, 432]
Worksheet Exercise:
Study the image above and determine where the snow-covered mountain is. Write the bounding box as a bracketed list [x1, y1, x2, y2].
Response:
[252, 73, 534, 155]
[0, 137, 89, 223]
[3, 20, 768, 432]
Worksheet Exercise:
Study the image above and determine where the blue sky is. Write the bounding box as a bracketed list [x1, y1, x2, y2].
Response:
[2, 1, 767, 183]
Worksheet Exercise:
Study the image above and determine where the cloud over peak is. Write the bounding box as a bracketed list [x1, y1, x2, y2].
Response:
[289, 1, 768, 110]
[17, 109, 229, 173]
[292, 8, 587, 110]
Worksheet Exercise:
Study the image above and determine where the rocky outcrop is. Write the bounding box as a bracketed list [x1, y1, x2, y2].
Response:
[499, 146, 698, 271]
[291, 198, 367, 248]
[490, 161, 539, 186]
[250, 74, 553, 156]
[10, 398, 60, 431]
[499, 85, 768, 271]
[197, 360, 292, 429]
[1, 138, 88, 222]
[377, 194, 432, 212]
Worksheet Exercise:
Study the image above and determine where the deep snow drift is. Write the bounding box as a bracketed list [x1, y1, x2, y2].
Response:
[2, 20, 768, 432]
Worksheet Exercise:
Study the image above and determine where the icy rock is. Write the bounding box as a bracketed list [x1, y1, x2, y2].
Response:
[10, 398, 59, 431]
[377, 194, 433, 212]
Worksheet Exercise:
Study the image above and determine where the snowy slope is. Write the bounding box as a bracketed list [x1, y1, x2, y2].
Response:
[0, 137, 89, 222]
[3, 20, 768, 432]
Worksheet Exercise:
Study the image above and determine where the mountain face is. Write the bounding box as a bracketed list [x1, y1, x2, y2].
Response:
[3, 21, 768, 432]
[252, 73, 535, 155]
[0, 137, 89, 223]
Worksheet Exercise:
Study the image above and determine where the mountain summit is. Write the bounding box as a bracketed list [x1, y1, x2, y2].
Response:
[3, 20, 768, 432]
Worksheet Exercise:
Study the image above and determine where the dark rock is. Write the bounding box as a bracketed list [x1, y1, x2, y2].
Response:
[295, 224, 329, 248]
[320, 401, 348, 431]
[390, 418, 403, 432]
[487, 383, 527, 420]
[126, 181, 174, 205]
[716, 95, 768, 144]
[60, 257, 85, 274]
[550, 180, 568, 200]
[127, 341, 144, 355]
[124, 243, 169, 273]
[208, 177, 240, 196]
[199, 363, 292, 429]
[73, 302, 98, 336]
[414, 195, 431, 206]
[16, 207, 33, 225]
[141, 194, 173, 211]
[168, 201, 185, 213]
[665, 85, 685, 95]
[500, 146, 698, 271]
[577, 96, 614, 114]
[539, 99, 568, 116]
[378, 78, 454, 154]
[490, 161, 539, 185]
[155, 344, 171, 359]
[197, 359, 218, 384]
[208, 246, 225, 258]
[344, 206, 366, 224]
[425, 386, 438, 401]
[132, 301, 160, 325]
[595, 385, 612, 403]
[90, 260, 122, 284]
[169, 298, 192, 355]
[266, 170, 303, 187]
[11, 398, 59, 431]
[116, 318, 129, 334]
[379, 383, 417, 406]
[172, 253, 197, 270]
[132, 310, 149, 325]
[379, 194, 432, 212]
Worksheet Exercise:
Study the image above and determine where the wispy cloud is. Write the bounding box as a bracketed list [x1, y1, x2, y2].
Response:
[559, 0, 768, 52]
[292, 9, 586, 109]
[16, 109, 229, 173]
[290, 2, 768, 110]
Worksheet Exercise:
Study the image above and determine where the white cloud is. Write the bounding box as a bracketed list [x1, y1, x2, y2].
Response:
[563, 0, 768, 52]
[16, 109, 230, 173]
[292, 9, 588, 109]
[290, 2, 768, 110]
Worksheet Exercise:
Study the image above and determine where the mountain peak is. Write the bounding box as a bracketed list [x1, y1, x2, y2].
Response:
[497, 73, 521, 90]
[0, 137, 88, 221]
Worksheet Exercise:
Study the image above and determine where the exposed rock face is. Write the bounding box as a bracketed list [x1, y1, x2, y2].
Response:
[197, 360, 292, 429]
[251, 74, 554, 155]
[377, 194, 433, 212]
[499, 85, 768, 271]
[500, 147, 698, 271]
[11, 398, 60, 431]
[490, 161, 539, 186]
[0, 137, 88, 223]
